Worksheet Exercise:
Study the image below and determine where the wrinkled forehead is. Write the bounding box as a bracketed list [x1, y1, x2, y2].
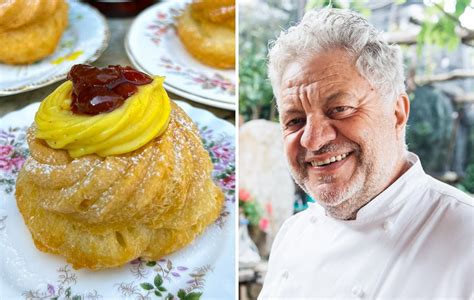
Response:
[276, 50, 370, 107]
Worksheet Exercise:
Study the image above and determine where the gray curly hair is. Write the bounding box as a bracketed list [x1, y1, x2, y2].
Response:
[268, 8, 405, 101]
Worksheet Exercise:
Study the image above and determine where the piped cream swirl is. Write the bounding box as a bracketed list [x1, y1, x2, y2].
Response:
[35, 76, 171, 158]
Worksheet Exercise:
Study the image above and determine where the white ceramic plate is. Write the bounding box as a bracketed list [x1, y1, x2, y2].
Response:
[125, 43, 236, 111]
[0, 1, 109, 96]
[0, 101, 236, 299]
[125, 0, 236, 110]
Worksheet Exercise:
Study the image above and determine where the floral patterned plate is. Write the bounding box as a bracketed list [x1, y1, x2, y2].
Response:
[125, 0, 236, 110]
[0, 1, 109, 96]
[0, 101, 236, 299]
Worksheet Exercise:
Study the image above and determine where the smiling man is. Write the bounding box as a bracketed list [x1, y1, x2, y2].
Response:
[259, 8, 473, 299]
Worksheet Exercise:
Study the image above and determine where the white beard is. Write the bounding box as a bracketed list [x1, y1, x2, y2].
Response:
[290, 140, 400, 219]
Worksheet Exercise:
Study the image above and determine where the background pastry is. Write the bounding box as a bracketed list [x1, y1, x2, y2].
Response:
[0, 0, 68, 64]
[16, 64, 224, 269]
[176, 0, 235, 69]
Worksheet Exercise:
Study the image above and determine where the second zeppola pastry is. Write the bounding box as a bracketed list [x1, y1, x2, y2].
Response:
[15, 64, 224, 269]
[0, 0, 68, 64]
[176, 0, 235, 69]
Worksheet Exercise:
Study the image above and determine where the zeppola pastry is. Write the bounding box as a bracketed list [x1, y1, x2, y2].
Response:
[0, 0, 68, 64]
[16, 64, 224, 269]
[176, 0, 235, 69]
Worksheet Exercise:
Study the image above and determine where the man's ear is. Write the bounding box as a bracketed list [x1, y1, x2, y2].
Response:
[394, 93, 410, 139]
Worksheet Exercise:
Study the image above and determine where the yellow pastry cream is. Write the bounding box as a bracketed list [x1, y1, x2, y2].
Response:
[35, 71, 171, 158]
[15, 64, 224, 269]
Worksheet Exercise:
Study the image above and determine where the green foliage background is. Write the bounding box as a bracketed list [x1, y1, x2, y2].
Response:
[406, 86, 454, 173]
[239, 0, 474, 192]
[239, 3, 294, 122]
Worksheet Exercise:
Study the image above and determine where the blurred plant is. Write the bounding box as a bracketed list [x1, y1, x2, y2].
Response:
[415, 0, 473, 55]
[305, 0, 370, 16]
[456, 163, 474, 193]
[306, 0, 473, 54]
[239, 188, 269, 232]
[468, 115, 474, 166]
[239, 39, 274, 121]
[407, 86, 454, 173]
[305, 0, 341, 10]
[239, 2, 293, 121]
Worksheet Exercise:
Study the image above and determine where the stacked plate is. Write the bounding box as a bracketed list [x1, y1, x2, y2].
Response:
[125, 0, 236, 110]
[0, 1, 109, 96]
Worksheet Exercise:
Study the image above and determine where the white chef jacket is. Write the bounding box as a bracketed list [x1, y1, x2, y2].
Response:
[259, 153, 473, 299]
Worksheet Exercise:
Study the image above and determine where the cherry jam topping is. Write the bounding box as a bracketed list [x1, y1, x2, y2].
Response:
[67, 64, 153, 115]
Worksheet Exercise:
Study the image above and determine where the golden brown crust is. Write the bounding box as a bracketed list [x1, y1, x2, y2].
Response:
[0, 0, 68, 65]
[16, 103, 224, 269]
[176, 1, 235, 69]
[190, 0, 235, 29]
[0, 0, 64, 31]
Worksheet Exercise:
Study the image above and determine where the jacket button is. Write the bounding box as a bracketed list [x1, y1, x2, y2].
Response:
[351, 285, 364, 298]
[383, 221, 393, 232]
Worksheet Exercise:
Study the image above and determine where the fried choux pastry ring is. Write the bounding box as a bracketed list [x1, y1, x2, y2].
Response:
[16, 65, 224, 269]
[176, 0, 235, 69]
[0, 0, 68, 64]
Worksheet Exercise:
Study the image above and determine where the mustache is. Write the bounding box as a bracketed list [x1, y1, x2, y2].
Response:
[299, 141, 360, 162]
[313, 143, 347, 155]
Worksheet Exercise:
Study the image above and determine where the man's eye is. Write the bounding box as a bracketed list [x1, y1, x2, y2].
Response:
[286, 118, 305, 128]
[330, 106, 354, 115]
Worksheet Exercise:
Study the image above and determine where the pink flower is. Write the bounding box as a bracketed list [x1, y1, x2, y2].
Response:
[0, 158, 13, 171]
[239, 188, 251, 202]
[47, 284, 55, 296]
[265, 202, 273, 215]
[222, 175, 235, 188]
[0, 145, 25, 172]
[11, 157, 25, 170]
[259, 217, 269, 232]
[212, 145, 233, 161]
[0, 145, 13, 156]
[0, 157, 24, 172]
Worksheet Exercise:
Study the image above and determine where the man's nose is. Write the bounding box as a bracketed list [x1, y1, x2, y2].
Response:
[300, 118, 337, 151]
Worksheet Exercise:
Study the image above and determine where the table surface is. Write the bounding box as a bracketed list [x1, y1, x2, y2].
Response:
[0, 19, 236, 125]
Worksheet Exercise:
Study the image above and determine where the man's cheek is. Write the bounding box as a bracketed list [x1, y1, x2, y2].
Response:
[284, 144, 299, 169]
[283, 139, 293, 160]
